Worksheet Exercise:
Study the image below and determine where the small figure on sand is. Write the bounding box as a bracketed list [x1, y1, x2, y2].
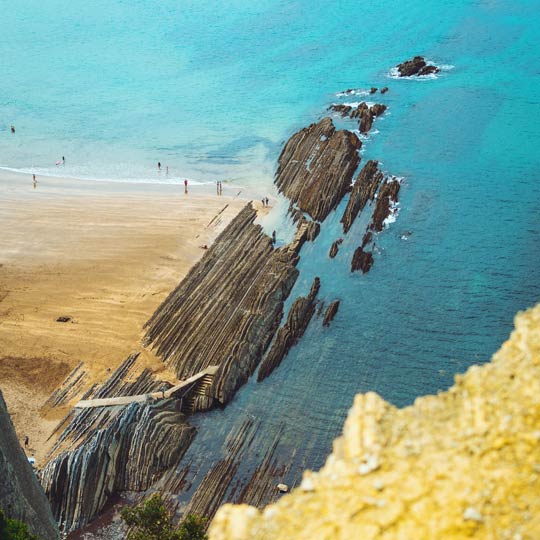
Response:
[32, 174, 37, 189]
[10, 125, 15, 134]
[166, 165, 169, 175]
[272, 230, 277, 244]
[24, 435, 29, 448]
[265, 197, 269, 207]
[261, 198, 265, 207]
[184, 178, 188, 194]
[160, 384, 167, 399]
[218, 181, 223, 195]
[158, 161, 161, 172]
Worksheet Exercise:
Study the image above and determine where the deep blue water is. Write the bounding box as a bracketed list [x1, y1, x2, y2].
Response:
[3, 0, 540, 508]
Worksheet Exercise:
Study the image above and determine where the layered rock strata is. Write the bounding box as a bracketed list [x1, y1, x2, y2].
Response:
[328, 239, 342, 258]
[322, 301, 340, 327]
[144, 203, 301, 407]
[329, 103, 387, 134]
[41, 354, 195, 533]
[0, 389, 59, 540]
[350, 247, 374, 274]
[395, 55, 439, 77]
[341, 160, 383, 233]
[369, 177, 401, 232]
[210, 305, 540, 540]
[274, 118, 361, 222]
[258, 278, 320, 382]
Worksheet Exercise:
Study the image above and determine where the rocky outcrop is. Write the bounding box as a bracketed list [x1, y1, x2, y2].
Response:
[322, 301, 340, 327]
[0, 390, 59, 539]
[41, 354, 195, 533]
[395, 55, 439, 77]
[369, 177, 401, 232]
[258, 278, 320, 382]
[340, 160, 383, 233]
[145, 203, 301, 407]
[330, 103, 387, 134]
[274, 118, 361, 222]
[210, 304, 540, 540]
[350, 247, 374, 274]
[328, 239, 342, 258]
[380, 87, 389, 94]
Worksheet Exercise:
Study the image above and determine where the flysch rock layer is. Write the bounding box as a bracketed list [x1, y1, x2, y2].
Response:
[0, 389, 59, 539]
[395, 56, 440, 77]
[257, 277, 320, 382]
[274, 118, 361, 222]
[41, 354, 195, 533]
[144, 203, 301, 406]
[210, 304, 540, 540]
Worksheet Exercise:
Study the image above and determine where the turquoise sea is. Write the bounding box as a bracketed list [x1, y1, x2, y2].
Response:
[3, 0, 540, 512]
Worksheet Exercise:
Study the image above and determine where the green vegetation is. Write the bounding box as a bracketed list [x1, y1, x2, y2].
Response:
[0, 510, 39, 540]
[121, 493, 207, 540]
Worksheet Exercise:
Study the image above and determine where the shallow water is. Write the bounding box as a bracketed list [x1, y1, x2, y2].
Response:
[3, 0, 540, 513]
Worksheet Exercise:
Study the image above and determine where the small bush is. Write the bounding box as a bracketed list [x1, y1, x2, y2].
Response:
[120, 494, 207, 540]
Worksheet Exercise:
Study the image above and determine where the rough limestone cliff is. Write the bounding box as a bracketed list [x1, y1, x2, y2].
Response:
[210, 304, 540, 540]
[0, 389, 59, 539]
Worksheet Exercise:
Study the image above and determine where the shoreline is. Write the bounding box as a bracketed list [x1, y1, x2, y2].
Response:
[0, 169, 251, 464]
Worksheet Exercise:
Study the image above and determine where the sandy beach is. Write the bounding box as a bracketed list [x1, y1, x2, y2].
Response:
[0, 170, 249, 464]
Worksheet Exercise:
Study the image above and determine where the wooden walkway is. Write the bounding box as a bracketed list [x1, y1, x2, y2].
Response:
[75, 365, 219, 409]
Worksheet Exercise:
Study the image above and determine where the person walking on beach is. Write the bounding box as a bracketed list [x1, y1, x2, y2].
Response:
[32, 174, 37, 189]
[62, 156, 65, 165]
[265, 197, 269, 207]
[184, 178, 188, 194]
[219, 181, 223, 195]
[166, 165, 169, 175]
[216, 180, 220, 195]
[158, 161, 161, 172]
[272, 230, 276, 244]
[10, 125, 15, 134]
[24, 435, 29, 448]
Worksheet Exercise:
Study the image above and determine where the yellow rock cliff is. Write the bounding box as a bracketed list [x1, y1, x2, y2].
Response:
[209, 305, 540, 540]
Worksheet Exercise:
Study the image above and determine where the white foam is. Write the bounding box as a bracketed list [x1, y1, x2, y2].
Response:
[335, 88, 370, 98]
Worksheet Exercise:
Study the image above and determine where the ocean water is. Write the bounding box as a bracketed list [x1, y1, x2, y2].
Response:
[3, 0, 540, 514]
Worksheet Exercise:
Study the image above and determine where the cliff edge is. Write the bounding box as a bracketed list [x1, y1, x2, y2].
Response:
[210, 304, 540, 540]
[0, 389, 59, 539]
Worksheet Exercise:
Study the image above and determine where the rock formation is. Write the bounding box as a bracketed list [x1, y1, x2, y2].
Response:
[395, 55, 439, 77]
[144, 203, 301, 407]
[210, 304, 540, 540]
[0, 389, 59, 539]
[322, 301, 340, 327]
[328, 239, 342, 258]
[330, 103, 387, 134]
[380, 87, 389, 94]
[341, 160, 383, 233]
[369, 177, 401, 232]
[41, 354, 195, 533]
[350, 247, 374, 274]
[258, 277, 320, 382]
[274, 118, 361, 222]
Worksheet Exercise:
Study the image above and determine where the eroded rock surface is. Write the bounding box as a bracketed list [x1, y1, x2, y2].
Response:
[275, 118, 361, 222]
[258, 278, 320, 382]
[350, 247, 374, 274]
[144, 203, 301, 406]
[41, 355, 195, 533]
[341, 160, 383, 233]
[370, 178, 401, 232]
[0, 390, 59, 539]
[328, 239, 343, 258]
[322, 301, 340, 327]
[210, 305, 540, 540]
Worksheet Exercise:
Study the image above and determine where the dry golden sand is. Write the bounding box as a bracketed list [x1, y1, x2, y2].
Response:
[0, 171, 248, 464]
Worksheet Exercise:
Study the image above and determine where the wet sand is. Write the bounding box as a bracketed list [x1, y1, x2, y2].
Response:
[0, 171, 247, 464]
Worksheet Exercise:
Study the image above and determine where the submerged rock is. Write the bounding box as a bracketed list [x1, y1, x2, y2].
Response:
[322, 300, 340, 327]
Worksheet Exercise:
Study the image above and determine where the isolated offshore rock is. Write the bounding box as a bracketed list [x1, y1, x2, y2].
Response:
[380, 87, 389, 94]
[41, 355, 195, 533]
[0, 390, 59, 540]
[351, 247, 374, 274]
[322, 300, 340, 327]
[370, 178, 401, 232]
[341, 160, 383, 233]
[329, 239, 343, 258]
[258, 277, 320, 382]
[145, 203, 300, 406]
[275, 118, 361, 222]
[396, 56, 440, 77]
